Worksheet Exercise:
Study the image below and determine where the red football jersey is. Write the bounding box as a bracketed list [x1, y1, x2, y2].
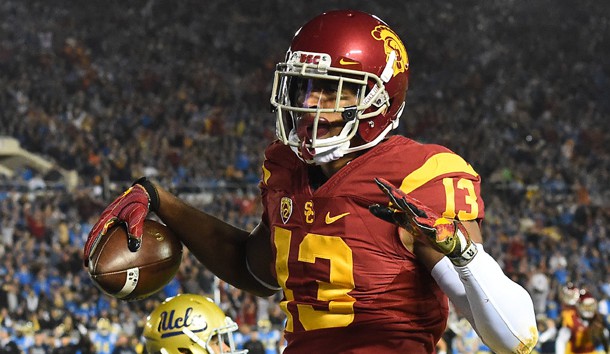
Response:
[260, 135, 485, 353]
[563, 311, 603, 353]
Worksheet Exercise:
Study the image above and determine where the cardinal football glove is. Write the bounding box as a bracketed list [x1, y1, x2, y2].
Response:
[369, 177, 477, 266]
[83, 177, 159, 266]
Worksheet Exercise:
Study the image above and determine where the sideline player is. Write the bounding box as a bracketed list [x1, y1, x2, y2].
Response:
[555, 290, 609, 354]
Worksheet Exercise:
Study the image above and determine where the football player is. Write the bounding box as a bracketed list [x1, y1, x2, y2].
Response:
[84, 9, 538, 353]
[560, 282, 581, 327]
[555, 290, 609, 354]
[90, 318, 117, 354]
[143, 293, 246, 354]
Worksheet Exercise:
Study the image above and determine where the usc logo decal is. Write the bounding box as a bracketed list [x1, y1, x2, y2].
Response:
[371, 25, 409, 77]
[299, 53, 322, 64]
[304, 201, 315, 224]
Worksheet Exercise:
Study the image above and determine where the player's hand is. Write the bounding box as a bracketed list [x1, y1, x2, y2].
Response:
[369, 177, 477, 266]
[83, 177, 159, 266]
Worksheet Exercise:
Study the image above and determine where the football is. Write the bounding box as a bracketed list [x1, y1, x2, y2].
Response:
[87, 219, 183, 301]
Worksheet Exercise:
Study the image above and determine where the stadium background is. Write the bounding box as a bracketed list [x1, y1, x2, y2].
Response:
[0, 0, 608, 352]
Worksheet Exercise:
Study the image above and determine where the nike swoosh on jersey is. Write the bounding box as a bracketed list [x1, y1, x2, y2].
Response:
[325, 212, 350, 224]
[339, 58, 359, 65]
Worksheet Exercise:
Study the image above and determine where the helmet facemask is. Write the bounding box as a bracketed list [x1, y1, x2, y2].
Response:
[577, 293, 598, 320]
[271, 51, 392, 164]
[178, 316, 243, 354]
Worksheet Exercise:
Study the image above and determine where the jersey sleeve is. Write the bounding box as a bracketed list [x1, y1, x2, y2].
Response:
[397, 146, 484, 221]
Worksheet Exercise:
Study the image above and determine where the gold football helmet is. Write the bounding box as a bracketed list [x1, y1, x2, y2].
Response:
[144, 294, 247, 354]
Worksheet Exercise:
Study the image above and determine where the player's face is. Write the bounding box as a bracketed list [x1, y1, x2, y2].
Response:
[209, 335, 230, 353]
[293, 79, 359, 141]
[172, 336, 228, 354]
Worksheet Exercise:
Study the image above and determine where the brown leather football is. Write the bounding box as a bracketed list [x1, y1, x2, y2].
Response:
[87, 219, 183, 301]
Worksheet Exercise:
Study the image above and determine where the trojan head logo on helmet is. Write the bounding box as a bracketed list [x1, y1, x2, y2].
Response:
[271, 9, 409, 164]
[143, 294, 247, 354]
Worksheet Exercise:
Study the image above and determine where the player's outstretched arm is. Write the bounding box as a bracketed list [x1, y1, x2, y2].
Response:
[370, 178, 539, 354]
[153, 183, 278, 297]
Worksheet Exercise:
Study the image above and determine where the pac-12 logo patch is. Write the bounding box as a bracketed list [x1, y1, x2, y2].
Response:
[280, 197, 293, 224]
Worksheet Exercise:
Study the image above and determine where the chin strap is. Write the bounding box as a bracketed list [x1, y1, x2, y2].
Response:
[340, 120, 396, 155]
[310, 141, 350, 164]
[290, 140, 350, 165]
[288, 117, 398, 165]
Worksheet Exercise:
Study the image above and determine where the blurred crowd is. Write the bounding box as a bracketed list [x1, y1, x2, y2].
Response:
[0, 0, 608, 353]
